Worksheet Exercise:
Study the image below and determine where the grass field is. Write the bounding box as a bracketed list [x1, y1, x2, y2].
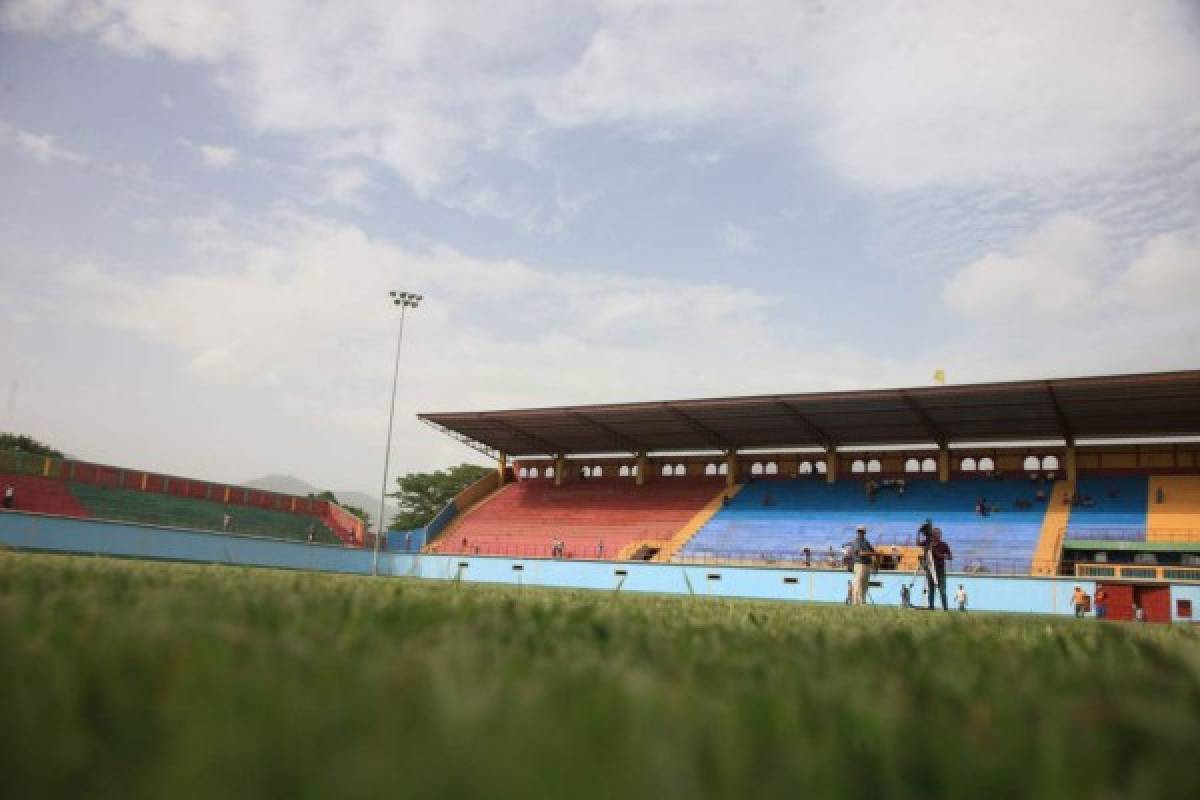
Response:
[2, 552, 1199, 799]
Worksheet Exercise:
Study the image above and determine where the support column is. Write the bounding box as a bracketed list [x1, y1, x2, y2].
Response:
[497, 452, 508, 486]
[1065, 445, 1077, 484]
[825, 449, 838, 484]
[635, 452, 648, 487]
[555, 454, 566, 486]
[725, 451, 739, 489]
[937, 447, 950, 483]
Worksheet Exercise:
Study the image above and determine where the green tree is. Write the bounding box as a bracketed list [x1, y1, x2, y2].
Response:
[388, 463, 491, 531]
[0, 433, 63, 458]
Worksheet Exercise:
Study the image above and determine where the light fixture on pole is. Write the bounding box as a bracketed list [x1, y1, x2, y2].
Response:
[374, 290, 422, 576]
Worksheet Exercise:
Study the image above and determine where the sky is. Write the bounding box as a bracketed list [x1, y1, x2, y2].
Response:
[1, 0, 1199, 501]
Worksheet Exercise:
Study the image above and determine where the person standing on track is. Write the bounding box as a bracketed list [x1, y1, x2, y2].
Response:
[2, 484, 13, 509]
[925, 527, 952, 611]
[847, 525, 875, 606]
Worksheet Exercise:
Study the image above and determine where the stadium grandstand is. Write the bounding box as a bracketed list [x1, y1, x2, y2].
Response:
[418, 370, 1200, 608]
[0, 451, 365, 546]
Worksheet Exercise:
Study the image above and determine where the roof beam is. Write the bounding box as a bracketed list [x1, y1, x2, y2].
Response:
[899, 391, 948, 448]
[774, 399, 835, 449]
[662, 403, 735, 450]
[566, 410, 645, 453]
[419, 418, 497, 459]
[1043, 381, 1075, 446]
[480, 414, 567, 455]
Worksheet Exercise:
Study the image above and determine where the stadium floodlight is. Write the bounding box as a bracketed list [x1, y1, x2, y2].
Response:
[374, 289, 423, 576]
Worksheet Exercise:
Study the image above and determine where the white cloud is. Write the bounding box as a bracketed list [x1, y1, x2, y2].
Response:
[46, 211, 916, 485]
[7, 0, 1196, 200]
[944, 213, 1200, 326]
[1112, 231, 1200, 311]
[720, 223, 759, 255]
[197, 143, 239, 168]
[0, 121, 88, 165]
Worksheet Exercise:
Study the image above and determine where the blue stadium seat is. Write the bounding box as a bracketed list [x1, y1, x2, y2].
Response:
[679, 477, 1047, 572]
[1063, 476, 1148, 542]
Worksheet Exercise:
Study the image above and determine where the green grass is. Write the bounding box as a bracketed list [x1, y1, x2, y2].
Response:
[1, 552, 1199, 799]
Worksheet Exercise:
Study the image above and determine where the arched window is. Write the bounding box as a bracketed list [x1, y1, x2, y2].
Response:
[1042, 455, 1059, 471]
[704, 463, 717, 476]
[546, 466, 555, 479]
[519, 467, 529, 479]
[798, 461, 813, 475]
[619, 465, 630, 477]
[765, 462, 779, 475]
[593, 465, 603, 478]
[631, 464, 639, 477]
[661, 464, 673, 477]
[978, 457, 995, 472]
[581, 466, 591, 478]
[718, 462, 729, 476]
[851, 459, 866, 474]
[921, 458, 937, 473]
[529, 467, 540, 479]
[750, 462, 762, 475]
[960, 457, 977, 472]
[904, 458, 920, 473]
[867, 459, 881, 473]
[674, 463, 685, 477]
[1023, 455, 1040, 471]
[815, 460, 827, 474]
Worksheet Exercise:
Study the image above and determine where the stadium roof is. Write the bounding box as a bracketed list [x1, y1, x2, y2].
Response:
[419, 369, 1200, 457]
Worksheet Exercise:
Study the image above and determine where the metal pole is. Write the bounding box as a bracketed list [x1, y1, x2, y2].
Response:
[374, 302, 409, 576]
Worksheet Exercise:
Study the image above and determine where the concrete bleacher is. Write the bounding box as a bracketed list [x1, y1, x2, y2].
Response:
[678, 477, 1049, 572]
[1063, 476, 1149, 542]
[430, 476, 726, 559]
[65, 483, 341, 544]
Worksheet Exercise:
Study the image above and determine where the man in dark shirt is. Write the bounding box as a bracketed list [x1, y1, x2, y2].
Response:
[924, 527, 952, 611]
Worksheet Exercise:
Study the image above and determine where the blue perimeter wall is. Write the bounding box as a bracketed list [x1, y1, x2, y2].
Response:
[3, 510, 1197, 623]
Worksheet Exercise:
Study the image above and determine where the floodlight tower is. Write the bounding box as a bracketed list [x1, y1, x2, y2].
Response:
[374, 290, 422, 576]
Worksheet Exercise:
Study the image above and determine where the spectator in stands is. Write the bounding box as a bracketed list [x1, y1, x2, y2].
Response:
[306, 523, 315, 544]
[847, 526, 876, 606]
[975, 498, 989, 517]
[1072, 586, 1087, 618]
[802, 547, 812, 568]
[955, 585, 968, 612]
[596, 540, 605, 559]
[925, 528, 952, 611]
[900, 583, 912, 608]
[844, 580, 853, 605]
[1094, 586, 1108, 620]
[1134, 605, 1146, 623]
[841, 542, 854, 571]
[222, 512, 232, 531]
[2, 484, 13, 509]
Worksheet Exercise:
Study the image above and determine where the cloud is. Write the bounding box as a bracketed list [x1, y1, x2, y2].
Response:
[0, 121, 88, 165]
[196, 143, 239, 168]
[943, 213, 1200, 327]
[720, 223, 759, 255]
[7, 0, 1196, 202]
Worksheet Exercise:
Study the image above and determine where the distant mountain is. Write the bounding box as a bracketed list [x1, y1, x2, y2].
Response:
[243, 474, 395, 529]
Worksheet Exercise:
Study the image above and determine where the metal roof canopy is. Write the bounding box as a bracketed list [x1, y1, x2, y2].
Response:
[418, 369, 1200, 458]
